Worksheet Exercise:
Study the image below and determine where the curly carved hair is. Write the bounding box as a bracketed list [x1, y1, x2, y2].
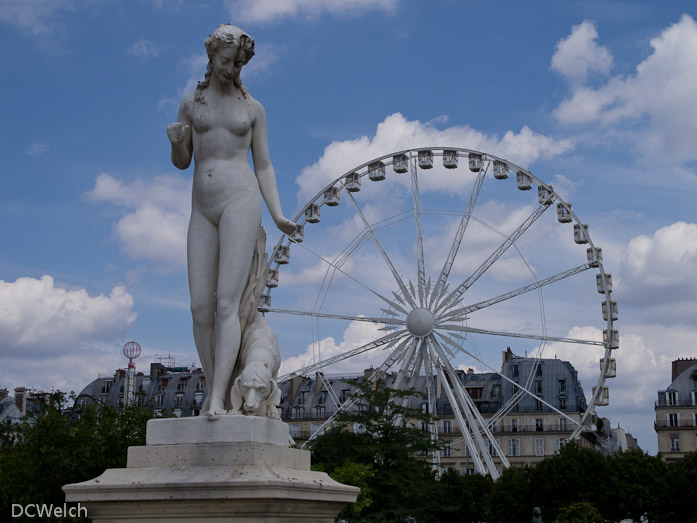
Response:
[195, 24, 255, 103]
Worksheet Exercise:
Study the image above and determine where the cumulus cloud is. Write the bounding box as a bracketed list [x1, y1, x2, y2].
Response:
[553, 15, 697, 161]
[86, 173, 190, 268]
[127, 39, 160, 59]
[225, 0, 398, 24]
[0, 275, 136, 358]
[296, 112, 572, 202]
[279, 320, 392, 377]
[551, 20, 613, 84]
[617, 221, 697, 321]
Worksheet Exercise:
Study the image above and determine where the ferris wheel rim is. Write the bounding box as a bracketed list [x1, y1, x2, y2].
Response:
[266, 146, 617, 476]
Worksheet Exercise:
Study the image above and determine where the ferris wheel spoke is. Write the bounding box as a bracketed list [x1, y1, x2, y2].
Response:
[301, 337, 413, 447]
[437, 263, 593, 321]
[392, 338, 420, 391]
[428, 336, 505, 475]
[436, 324, 604, 347]
[429, 165, 488, 309]
[295, 241, 410, 314]
[346, 191, 418, 309]
[435, 202, 551, 314]
[267, 308, 405, 326]
[409, 158, 427, 306]
[434, 332, 580, 427]
[278, 329, 408, 382]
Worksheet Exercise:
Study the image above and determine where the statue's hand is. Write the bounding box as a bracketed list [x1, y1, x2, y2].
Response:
[167, 122, 191, 145]
[274, 217, 297, 236]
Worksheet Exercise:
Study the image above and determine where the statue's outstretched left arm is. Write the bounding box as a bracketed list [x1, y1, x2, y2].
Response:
[250, 100, 296, 235]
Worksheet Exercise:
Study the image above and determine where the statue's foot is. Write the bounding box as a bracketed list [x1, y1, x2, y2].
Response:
[207, 399, 227, 418]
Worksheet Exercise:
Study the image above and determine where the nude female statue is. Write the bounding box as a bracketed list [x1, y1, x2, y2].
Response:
[167, 25, 295, 416]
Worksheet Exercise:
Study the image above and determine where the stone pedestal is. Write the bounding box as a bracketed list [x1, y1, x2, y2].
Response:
[63, 416, 358, 522]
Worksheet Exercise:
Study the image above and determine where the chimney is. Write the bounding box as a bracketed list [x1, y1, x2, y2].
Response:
[14, 387, 27, 415]
[672, 357, 697, 382]
[502, 347, 513, 363]
[0, 388, 8, 401]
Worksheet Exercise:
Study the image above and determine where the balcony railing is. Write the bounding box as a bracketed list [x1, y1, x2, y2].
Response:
[654, 420, 696, 428]
[655, 399, 697, 407]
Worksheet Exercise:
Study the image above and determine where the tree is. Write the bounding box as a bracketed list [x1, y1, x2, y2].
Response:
[309, 382, 445, 522]
[0, 392, 153, 522]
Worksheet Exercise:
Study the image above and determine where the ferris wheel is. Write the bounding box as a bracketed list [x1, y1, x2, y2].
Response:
[261, 147, 618, 478]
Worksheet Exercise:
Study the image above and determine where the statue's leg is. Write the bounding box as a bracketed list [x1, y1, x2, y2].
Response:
[187, 209, 219, 415]
[209, 195, 262, 416]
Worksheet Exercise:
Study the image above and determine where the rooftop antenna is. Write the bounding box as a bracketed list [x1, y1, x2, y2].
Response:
[123, 341, 141, 407]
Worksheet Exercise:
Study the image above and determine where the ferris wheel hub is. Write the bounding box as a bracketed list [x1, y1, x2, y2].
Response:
[406, 307, 435, 338]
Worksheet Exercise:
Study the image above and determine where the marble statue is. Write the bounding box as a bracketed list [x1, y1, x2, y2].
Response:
[167, 24, 295, 418]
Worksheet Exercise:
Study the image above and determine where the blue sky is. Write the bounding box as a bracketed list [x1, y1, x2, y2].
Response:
[2, 0, 697, 454]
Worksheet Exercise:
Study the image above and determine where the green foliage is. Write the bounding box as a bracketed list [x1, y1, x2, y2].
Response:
[0, 392, 153, 522]
[488, 464, 534, 523]
[556, 501, 603, 523]
[329, 462, 375, 516]
[434, 468, 494, 523]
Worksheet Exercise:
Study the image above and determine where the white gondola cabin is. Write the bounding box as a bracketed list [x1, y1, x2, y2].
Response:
[593, 385, 609, 406]
[368, 160, 386, 181]
[273, 244, 290, 264]
[344, 172, 361, 192]
[538, 185, 554, 205]
[305, 203, 321, 223]
[323, 186, 340, 206]
[557, 202, 573, 223]
[574, 224, 589, 244]
[602, 300, 618, 321]
[468, 153, 483, 172]
[587, 247, 602, 267]
[258, 293, 271, 313]
[600, 357, 617, 378]
[443, 150, 458, 169]
[493, 160, 508, 179]
[603, 329, 619, 349]
[290, 223, 304, 243]
[516, 171, 532, 190]
[418, 150, 433, 169]
[596, 273, 613, 294]
[266, 268, 279, 288]
[393, 154, 409, 173]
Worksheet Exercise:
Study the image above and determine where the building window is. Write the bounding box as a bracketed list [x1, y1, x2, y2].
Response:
[535, 418, 544, 432]
[558, 397, 567, 411]
[667, 391, 678, 406]
[193, 391, 203, 407]
[535, 398, 543, 411]
[340, 389, 350, 402]
[155, 394, 164, 407]
[118, 396, 124, 408]
[314, 405, 325, 418]
[175, 394, 183, 407]
[177, 379, 188, 391]
[668, 413, 680, 427]
[159, 379, 168, 391]
[512, 364, 519, 379]
[559, 417, 569, 431]
[558, 380, 566, 394]
[491, 384, 500, 399]
[173, 408, 182, 417]
[317, 391, 327, 405]
[442, 420, 452, 434]
[507, 438, 520, 457]
[535, 380, 543, 395]
[298, 391, 307, 405]
[101, 381, 112, 394]
[442, 442, 453, 457]
[292, 406, 304, 419]
[510, 418, 519, 432]
[670, 434, 680, 452]
[693, 413, 697, 427]
[488, 440, 499, 457]
[290, 424, 302, 438]
[535, 364, 543, 377]
[196, 377, 205, 390]
[534, 438, 544, 456]
[556, 438, 566, 452]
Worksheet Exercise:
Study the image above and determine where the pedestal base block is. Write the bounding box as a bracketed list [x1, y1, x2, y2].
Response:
[63, 416, 358, 522]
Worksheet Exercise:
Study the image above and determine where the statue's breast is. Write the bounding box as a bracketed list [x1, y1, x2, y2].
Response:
[193, 98, 251, 137]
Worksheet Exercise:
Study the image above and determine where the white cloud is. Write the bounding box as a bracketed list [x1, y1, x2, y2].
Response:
[551, 20, 613, 84]
[0, 275, 136, 358]
[25, 142, 50, 156]
[86, 173, 191, 268]
[296, 112, 572, 203]
[279, 319, 391, 377]
[0, 0, 75, 35]
[554, 15, 697, 162]
[617, 221, 697, 321]
[225, 0, 398, 24]
[127, 39, 160, 59]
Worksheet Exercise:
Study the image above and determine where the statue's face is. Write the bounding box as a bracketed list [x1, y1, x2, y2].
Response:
[212, 45, 242, 86]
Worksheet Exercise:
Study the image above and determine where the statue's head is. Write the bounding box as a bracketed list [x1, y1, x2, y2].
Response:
[196, 24, 254, 101]
[204, 24, 255, 67]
